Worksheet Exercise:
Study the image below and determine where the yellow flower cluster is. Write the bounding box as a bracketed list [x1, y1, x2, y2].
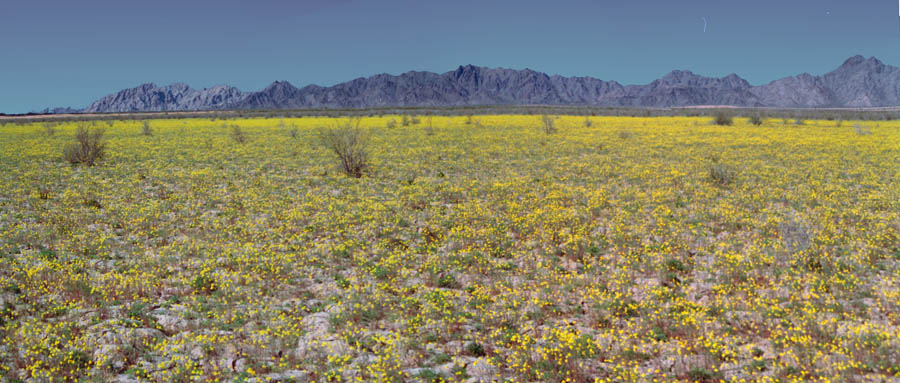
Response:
[0, 115, 898, 382]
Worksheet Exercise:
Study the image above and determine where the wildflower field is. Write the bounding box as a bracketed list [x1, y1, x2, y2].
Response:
[1, 115, 899, 383]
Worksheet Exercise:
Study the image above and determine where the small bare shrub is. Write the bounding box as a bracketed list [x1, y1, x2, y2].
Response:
[853, 124, 871, 135]
[63, 125, 106, 166]
[42, 123, 57, 137]
[230, 125, 248, 144]
[402, 115, 410, 127]
[583, 117, 593, 127]
[748, 115, 763, 126]
[465, 115, 473, 125]
[411, 116, 421, 125]
[779, 210, 811, 264]
[713, 112, 733, 126]
[386, 119, 397, 129]
[540, 115, 557, 134]
[707, 156, 737, 186]
[618, 130, 633, 140]
[794, 118, 805, 126]
[141, 121, 153, 136]
[319, 118, 370, 178]
[289, 126, 299, 139]
[425, 116, 434, 136]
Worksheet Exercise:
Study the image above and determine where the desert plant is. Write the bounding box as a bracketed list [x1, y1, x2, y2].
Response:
[402, 115, 410, 127]
[713, 112, 733, 126]
[425, 116, 434, 136]
[540, 115, 557, 134]
[42, 123, 57, 137]
[63, 125, 106, 166]
[794, 118, 805, 125]
[386, 119, 397, 129]
[465, 115, 473, 125]
[853, 124, 871, 135]
[141, 121, 153, 136]
[289, 126, 299, 139]
[708, 162, 737, 186]
[319, 118, 370, 178]
[583, 117, 593, 127]
[779, 211, 811, 256]
[748, 114, 764, 126]
[230, 125, 248, 144]
[411, 115, 421, 125]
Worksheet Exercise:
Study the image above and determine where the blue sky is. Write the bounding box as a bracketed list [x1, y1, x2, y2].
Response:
[1, 0, 899, 113]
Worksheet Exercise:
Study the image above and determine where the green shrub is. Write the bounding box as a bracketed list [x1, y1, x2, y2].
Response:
[465, 342, 486, 357]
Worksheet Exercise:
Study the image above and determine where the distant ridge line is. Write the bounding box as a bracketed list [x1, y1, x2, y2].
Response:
[39, 56, 900, 113]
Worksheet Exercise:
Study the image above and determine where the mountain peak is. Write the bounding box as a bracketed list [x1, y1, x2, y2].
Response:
[839, 55, 884, 69]
[62, 56, 899, 113]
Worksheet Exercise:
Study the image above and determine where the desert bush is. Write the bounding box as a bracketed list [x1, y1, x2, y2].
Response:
[713, 112, 733, 126]
[230, 125, 248, 144]
[63, 125, 106, 166]
[42, 123, 57, 137]
[386, 119, 397, 129]
[708, 160, 737, 186]
[141, 121, 153, 136]
[411, 115, 421, 125]
[540, 115, 557, 134]
[583, 117, 593, 127]
[794, 118, 805, 126]
[319, 118, 370, 178]
[425, 116, 434, 136]
[853, 124, 871, 135]
[402, 115, 410, 127]
[618, 130, 633, 140]
[289, 126, 299, 139]
[748, 115, 764, 126]
[779, 211, 811, 256]
[465, 115, 473, 125]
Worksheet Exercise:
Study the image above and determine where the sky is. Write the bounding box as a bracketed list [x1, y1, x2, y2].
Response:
[1, 0, 899, 113]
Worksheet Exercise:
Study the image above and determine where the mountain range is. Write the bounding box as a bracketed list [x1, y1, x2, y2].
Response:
[45, 55, 900, 113]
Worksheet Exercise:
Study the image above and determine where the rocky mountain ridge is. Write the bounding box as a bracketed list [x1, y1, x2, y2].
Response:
[53, 56, 900, 113]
